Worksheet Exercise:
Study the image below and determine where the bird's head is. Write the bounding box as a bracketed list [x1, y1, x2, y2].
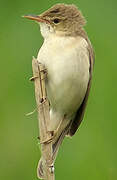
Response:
[23, 4, 86, 38]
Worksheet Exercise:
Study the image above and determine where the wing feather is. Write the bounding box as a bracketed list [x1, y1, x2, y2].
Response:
[68, 41, 94, 136]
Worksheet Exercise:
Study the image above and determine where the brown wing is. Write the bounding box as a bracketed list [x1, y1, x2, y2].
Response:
[68, 42, 94, 136]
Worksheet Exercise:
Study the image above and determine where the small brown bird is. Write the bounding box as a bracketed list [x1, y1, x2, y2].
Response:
[24, 3, 94, 179]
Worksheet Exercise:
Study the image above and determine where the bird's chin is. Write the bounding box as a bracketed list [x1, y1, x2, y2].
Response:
[39, 23, 55, 39]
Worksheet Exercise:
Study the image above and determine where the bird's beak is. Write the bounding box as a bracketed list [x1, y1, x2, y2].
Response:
[23, 15, 50, 24]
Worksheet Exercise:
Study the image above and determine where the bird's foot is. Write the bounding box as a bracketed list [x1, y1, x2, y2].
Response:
[38, 131, 54, 144]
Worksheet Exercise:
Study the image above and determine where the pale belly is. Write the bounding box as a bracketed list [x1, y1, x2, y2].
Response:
[37, 36, 90, 119]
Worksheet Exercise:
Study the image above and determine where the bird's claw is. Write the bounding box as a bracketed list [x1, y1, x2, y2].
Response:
[39, 131, 55, 144]
[40, 137, 53, 144]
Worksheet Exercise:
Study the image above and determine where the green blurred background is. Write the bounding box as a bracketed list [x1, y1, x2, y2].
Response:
[0, 0, 117, 179]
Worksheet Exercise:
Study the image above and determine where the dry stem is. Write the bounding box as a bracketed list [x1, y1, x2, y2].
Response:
[32, 57, 55, 180]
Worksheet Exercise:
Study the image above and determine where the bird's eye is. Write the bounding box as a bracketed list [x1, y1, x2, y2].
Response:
[53, 18, 60, 24]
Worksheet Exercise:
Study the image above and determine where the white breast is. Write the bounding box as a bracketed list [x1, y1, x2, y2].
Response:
[37, 34, 89, 129]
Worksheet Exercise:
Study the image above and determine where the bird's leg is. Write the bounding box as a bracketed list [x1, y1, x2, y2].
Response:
[40, 115, 67, 144]
[38, 119, 63, 144]
[50, 114, 67, 139]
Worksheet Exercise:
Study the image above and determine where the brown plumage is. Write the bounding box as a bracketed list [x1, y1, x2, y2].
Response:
[68, 43, 94, 136]
[41, 4, 86, 36]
